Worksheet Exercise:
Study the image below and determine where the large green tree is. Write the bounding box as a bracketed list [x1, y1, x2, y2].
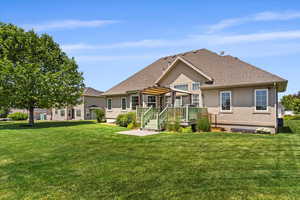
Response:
[0, 23, 84, 125]
[281, 92, 300, 113]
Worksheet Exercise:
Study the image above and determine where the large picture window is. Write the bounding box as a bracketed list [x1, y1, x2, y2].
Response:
[107, 98, 112, 110]
[220, 91, 231, 111]
[255, 89, 268, 111]
[131, 95, 139, 110]
[174, 84, 188, 91]
[121, 97, 127, 110]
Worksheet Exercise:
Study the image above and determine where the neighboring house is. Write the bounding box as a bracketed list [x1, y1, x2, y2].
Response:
[52, 87, 105, 121]
[102, 49, 287, 133]
[9, 108, 51, 120]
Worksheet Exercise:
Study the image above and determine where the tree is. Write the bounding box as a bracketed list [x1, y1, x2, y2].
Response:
[292, 98, 300, 114]
[0, 23, 85, 125]
[281, 94, 296, 111]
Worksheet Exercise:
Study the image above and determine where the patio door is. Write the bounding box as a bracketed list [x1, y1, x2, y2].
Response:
[147, 96, 156, 108]
[174, 96, 182, 107]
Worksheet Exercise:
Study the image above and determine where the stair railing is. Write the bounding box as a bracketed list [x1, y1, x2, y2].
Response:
[158, 105, 168, 130]
[141, 106, 153, 129]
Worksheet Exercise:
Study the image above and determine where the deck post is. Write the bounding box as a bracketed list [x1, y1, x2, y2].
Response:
[185, 104, 189, 123]
[171, 91, 175, 107]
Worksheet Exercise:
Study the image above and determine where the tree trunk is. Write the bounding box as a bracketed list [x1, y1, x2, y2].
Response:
[29, 106, 34, 126]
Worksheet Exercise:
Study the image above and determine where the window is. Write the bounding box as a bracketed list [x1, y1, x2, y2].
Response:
[192, 82, 200, 90]
[147, 96, 156, 107]
[255, 89, 268, 111]
[60, 109, 65, 117]
[174, 96, 182, 107]
[55, 109, 58, 115]
[165, 96, 172, 106]
[76, 109, 81, 117]
[121, 97, 127, 110]
[174, 84, 188, 91]
[220, 91, 231, 111]
[131, 95, 139, 110]
[107, 98, 112, 110]
[192, 94, 199, 107]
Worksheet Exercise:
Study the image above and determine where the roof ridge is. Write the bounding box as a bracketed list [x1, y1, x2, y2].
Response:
[162, 48, 213, 60]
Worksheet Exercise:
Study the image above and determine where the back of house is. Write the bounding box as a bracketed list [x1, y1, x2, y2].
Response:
[102, 49, 287, 133]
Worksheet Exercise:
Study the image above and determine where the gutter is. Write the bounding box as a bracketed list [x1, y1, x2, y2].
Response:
[201, 80, 287, 92]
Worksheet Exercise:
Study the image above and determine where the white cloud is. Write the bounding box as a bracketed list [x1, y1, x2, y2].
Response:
[62, 30, 300, 52]
[22, 20, 118, 31]
[207, 11, 300, 33]
[198, 30, 300, 44]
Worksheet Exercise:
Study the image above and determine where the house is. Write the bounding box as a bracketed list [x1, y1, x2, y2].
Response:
[52, 87, 105, 121]
[8, 108, 51, 120]
[102, 49, 287, 133]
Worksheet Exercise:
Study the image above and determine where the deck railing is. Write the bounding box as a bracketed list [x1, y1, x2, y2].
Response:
[137, 106, 208, 128]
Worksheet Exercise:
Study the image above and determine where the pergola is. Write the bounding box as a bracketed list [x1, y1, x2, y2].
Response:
[139, 86, 192, 108]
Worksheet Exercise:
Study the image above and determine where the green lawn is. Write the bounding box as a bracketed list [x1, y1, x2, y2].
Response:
[0, 121, 300, 200]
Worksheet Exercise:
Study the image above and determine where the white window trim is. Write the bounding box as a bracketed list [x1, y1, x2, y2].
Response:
[192, 82, 201, 91]
[107, 98, 112, 110]
[173, 83, 189, 91]
[121, 97, 127, 110]
[254, 89, 269, 112]
[220, 91, 232, 112]
[130, 95, 139, 109]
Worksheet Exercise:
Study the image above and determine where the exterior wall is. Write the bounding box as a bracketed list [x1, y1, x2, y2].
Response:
[51, 96, 105, 121]
[202, 86, 277, 132]
[9, 108, 51, 120]
[159, 61, 206, 106]
[83, 96, 106, 120]
[52, 108, 68, 121]
[106, 95, 131, 119]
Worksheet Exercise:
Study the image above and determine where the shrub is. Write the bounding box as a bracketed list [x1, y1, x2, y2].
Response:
[7, 112, 28, 120]
[127, 122, 136, 129]
[285, 116, 300, 133]
[94, 109, 105, 123]
[116, 112, 136, 127]
[166, 118, 181, 132]
[0, 108, 9, 118]
[196, 116, 211, 132]
[181, 126, 192, 133]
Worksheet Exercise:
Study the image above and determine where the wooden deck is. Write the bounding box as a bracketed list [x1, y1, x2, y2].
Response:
[137, 106, 208, 130]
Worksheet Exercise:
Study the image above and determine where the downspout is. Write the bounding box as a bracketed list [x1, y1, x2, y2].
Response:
[274, 82, 278, 133]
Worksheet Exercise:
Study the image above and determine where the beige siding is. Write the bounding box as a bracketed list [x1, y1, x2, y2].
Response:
[105, 95, 133, 119]
[159, 61, 207, 88]
[52, 96, 105, 121]
[52, 108, 68, 121]
[203, 86, 277, 129]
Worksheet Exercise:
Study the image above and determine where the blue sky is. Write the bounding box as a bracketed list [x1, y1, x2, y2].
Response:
[1, 0, 300, 97]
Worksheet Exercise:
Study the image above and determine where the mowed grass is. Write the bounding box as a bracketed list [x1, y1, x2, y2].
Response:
[0, 121, 300, 200]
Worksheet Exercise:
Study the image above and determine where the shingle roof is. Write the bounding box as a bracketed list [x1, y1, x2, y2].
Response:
[103, 49, 287, 95]
[83, 87, 104, 97]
